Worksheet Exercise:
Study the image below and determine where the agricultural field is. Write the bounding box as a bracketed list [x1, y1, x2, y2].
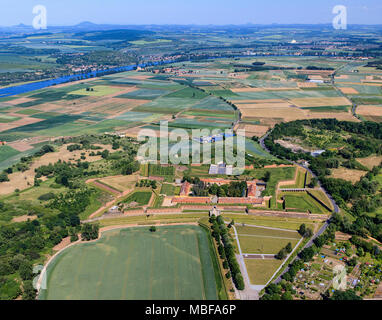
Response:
[0, 56, 366, 151]
[330, 168, 368, 184]
[356, 155, 382, 170]
[39, 225, 220, 300]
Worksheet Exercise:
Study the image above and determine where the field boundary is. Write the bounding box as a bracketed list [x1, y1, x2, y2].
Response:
[36, 221, 199, 297]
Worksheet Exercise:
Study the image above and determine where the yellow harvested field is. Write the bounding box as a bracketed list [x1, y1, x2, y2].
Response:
[335, 75, 349, 80]
[238, 101, 358, 123]
[289, 97, 351, 108]
[0, 143, 114, 195]
[331, 168, 367, 184]
[237, 124, 270, 137]
[232, 99, 285, 104]
[308, 75, 324, 80]
[340, 87, 359, 94]
[12, 215, 38, 223]
[98, 174, 139, 191]
[305, 112, 359, 122]
[6, 97, 36, 105]
[7, 140, 35, 152]
[238, 103, 301, 119]
[357, 155, 382, 170]
[296, 70, 334, 76]
[298, 82, 317, 88]
[356, 105, 382, 117]
[228, 73, 250, 79]
[231, 87, 296, 93]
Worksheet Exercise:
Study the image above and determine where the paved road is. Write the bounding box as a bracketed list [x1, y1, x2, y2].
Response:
[273, 219, 330, 284]
[257, 128, 340, 286]
[232, 226, 260, 300]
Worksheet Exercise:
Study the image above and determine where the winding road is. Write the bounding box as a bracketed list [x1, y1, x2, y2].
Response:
[258, 128, 339, 285]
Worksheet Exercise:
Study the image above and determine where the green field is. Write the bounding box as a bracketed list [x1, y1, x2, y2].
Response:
[245, 259, 283, 285]
[160, 183, 175, 196]
[39, 225, 220, 300]
[283, 192, 329, 214]
[148, 164, 175, 177]
[0, 145, 20, 163]
[69, 85, 122, 97]
[236, 225, 301, 254]
[249, 166, 296, 207]
[0, 114, 20, 123]
[121, 191, 152, 205]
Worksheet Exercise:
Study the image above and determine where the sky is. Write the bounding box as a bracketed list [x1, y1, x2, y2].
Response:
[0, 0, 381, 26]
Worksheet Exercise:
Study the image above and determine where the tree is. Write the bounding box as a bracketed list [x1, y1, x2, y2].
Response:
[281, 291, 293, 300]
[81, 223, 99, 241]
[22, 280, 36, 300]
[276, 248, 287, 260]
[19, 261, 33, 281]
[234, 273, 245, 290]
[298, 224, 306, 237]
[330, 289, 361, 300]
[0, 172, 9, 182]
[308, 177, 318, 188]
[149, 226, 157, 232]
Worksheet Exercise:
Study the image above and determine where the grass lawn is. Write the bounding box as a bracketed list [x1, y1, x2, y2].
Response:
[224, 214, 319, 231]
[245, 259, 283, 285]
[280, 168, 306, 189]
[283, 192, 330, 214]
[160, 183, 175, 196]
[236, 226, 300, 239]
[148, 164, 175, 177]
[39, 225, 219, 300]
[236, 225, 301, 254]
[79, 188, 114, 220]
[121, 191, 152, 205]
[308, 189, 334, 211]
[238, 235, 299, 254]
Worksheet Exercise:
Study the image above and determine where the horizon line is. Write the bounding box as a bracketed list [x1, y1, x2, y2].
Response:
[2, 21, 382, 28]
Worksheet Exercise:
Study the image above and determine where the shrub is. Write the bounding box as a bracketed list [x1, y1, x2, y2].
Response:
[38, 192, 55, 201]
